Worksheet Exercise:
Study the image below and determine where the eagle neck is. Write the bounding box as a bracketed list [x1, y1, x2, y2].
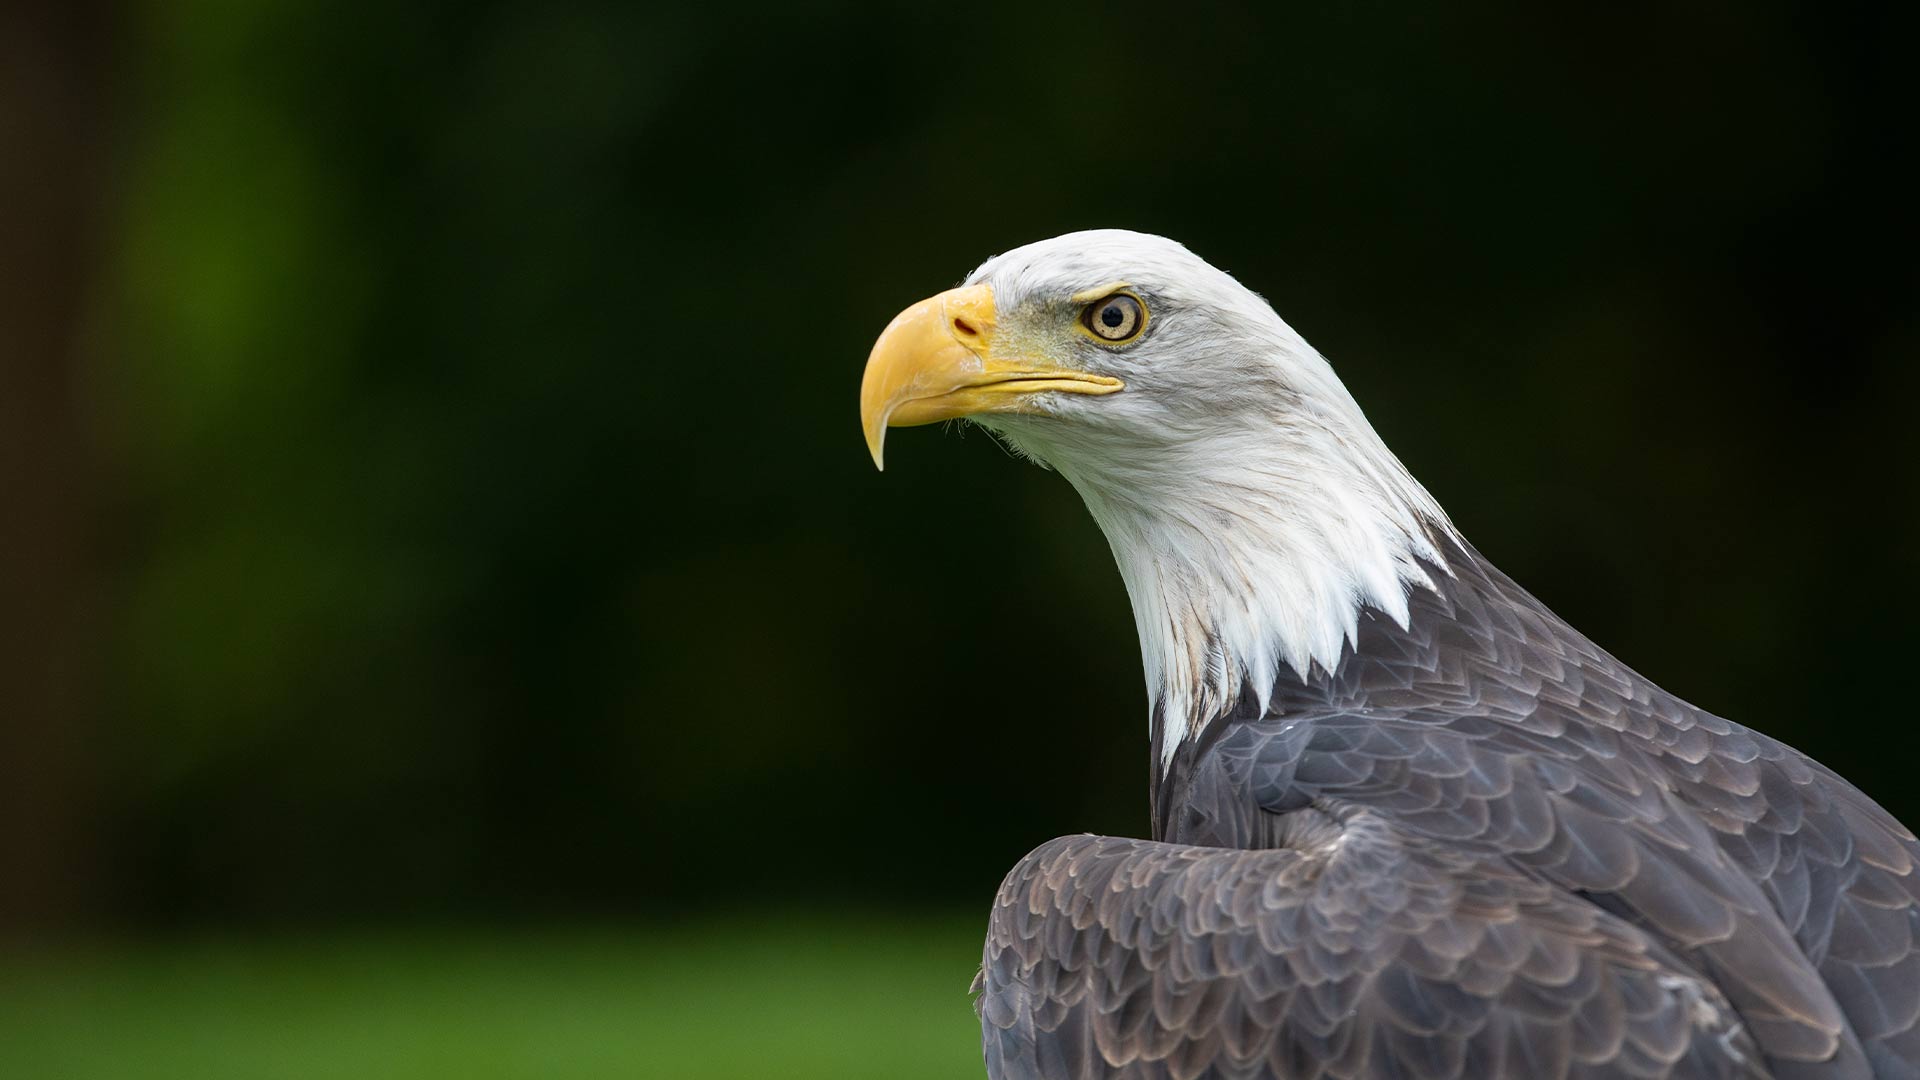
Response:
[1051, 411, 1458, 776]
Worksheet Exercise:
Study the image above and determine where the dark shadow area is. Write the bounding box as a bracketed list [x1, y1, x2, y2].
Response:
[3, 0, 1915, 942]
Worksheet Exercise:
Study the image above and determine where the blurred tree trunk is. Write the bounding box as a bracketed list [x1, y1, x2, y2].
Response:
[0, 0, 114, 933]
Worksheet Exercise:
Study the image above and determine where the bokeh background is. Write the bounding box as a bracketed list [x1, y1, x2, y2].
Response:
[4, 1, 1917, 1076]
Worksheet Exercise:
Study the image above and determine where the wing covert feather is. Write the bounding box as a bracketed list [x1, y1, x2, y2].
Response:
[978, 820, 1764, 1080]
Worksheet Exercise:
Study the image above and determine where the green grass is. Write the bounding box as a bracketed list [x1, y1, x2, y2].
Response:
[0, 916, 988, 1079]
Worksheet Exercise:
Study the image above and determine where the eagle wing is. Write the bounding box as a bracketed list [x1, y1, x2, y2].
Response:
[1160, 573, 1920, 1078]
[979, 664, 1920, 1080]
[978, 816, 1764, 1080]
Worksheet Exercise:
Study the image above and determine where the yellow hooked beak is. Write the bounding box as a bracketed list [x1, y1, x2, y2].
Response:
[858, 284, 1123, 469]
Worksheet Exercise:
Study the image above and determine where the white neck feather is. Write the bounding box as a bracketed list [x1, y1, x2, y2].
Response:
[1040, 374, 1457, 771]
[964, 230, 1462, 773]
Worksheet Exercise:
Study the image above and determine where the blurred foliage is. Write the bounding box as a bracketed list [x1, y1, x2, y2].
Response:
[50, 0, 1919, 929]
[0, 917, 984, 1078]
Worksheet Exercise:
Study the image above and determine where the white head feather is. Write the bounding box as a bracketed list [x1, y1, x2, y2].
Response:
[964, 230, 1458, 769]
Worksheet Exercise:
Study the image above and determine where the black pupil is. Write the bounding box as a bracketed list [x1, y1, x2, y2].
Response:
[1101, 303, 1126, 329]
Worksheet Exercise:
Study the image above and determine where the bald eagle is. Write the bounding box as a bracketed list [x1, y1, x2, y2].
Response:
[860, 232, 1920, 1080]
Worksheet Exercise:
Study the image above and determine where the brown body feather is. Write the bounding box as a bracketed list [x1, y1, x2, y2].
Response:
[978, 534, 1920, 1080]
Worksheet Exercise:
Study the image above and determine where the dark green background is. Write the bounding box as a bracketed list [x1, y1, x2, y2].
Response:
[4, 3, 1917, 1072]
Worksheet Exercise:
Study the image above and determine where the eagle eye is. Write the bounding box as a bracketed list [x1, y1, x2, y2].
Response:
[1080, 293, 1147, 344]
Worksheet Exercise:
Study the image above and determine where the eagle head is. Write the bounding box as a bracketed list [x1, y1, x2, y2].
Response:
[862, 229, 1330, 473]
[860, 230, 1456, 765]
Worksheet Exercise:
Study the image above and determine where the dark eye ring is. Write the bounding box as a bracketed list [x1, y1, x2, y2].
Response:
[1081, 293, 1146, 343]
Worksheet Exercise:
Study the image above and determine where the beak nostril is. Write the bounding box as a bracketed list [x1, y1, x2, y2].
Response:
[952, 317, 978, 338]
